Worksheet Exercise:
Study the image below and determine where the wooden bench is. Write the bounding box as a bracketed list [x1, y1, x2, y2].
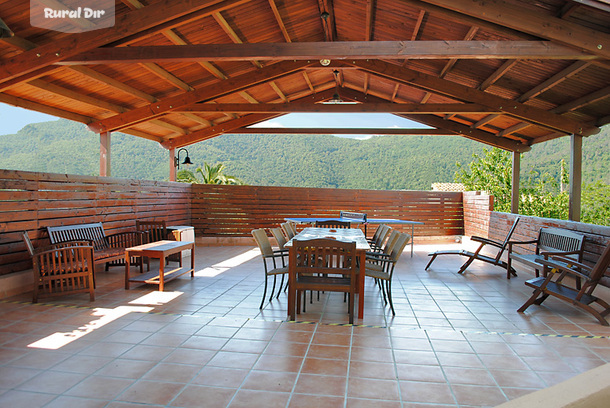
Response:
[508, 227, 585, 278]
[47, 223, 144, 269]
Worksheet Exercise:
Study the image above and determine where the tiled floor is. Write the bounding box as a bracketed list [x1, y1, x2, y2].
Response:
[1, 243, 610, 407]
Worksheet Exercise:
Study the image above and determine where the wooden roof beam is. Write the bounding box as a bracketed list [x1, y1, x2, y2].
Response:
[88, 60, 312, 133]
[61, 41, 600, 64]
[350, 59, 599, 136]
[365, 0, 376, 41]
[420, 0, 610, 59]
[213, 12, 263, 69]
[0, 0, 244, 87]
[478, 60, 518, 91]
[176, 102, 498, 114]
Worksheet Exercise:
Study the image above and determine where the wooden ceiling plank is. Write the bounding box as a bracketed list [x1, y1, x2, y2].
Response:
[88, 60, 311, 133]
[140, 62, 193, 92]
[176, 102, 497, 113]
[150, 119, 188, 134]
[363, 73, 369, 95]
[351, 59, 599, 136]
[268, 0, 292, 42]
[498, 122, 530, 137]
[181, 113, 212, 126]
[478, 60, 517, 91]
[473, 114, 500, 129]
[420, 0, 610, 59]
[0, 0, 235, 87]
[69, 66, 157, 103]
[302, 72, 315, 93]
[62, 41, 599, 64]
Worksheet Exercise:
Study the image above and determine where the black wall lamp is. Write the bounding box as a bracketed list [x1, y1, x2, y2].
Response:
[0, 18, 14, 38]
[174, 148, 193, 170]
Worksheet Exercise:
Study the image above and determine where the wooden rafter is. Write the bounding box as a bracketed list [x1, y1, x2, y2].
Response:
[269, 82, 289, 102]
[268, 0, 291, 42]
[478, 60, 518, 91]
[0, 0, 245, 87]
[88, 60, 312, 133]
[420, 0, 610, 59]
[350, 59, 599, 136]
[61, 41, 600, 64]
[0, 93, 92, 124]
[141, 62, 193, 91]
[365, 0, 376, 41]
[214, 12, 263, 69]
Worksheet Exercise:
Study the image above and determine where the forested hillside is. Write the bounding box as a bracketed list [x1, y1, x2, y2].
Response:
[0, 119, 608, 190]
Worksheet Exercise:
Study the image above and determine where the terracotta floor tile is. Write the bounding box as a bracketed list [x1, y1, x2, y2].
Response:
[451, 384, 508, 406]
[16, 370, 86, 393]
[479, 354, 530, 370]
[306, 344, 349, 360]
[143, 362, 200, 383]
[346, 398, 403, 408]
[102, 330, 152, 344]
[42, 395, 110, 408]
[222, 338, 268, 353]
[489, 369, 546, 388]
[294, 373, 347, 396]
[96, 358, 156, 379]
[66, 375, 134, 399]
[228, 389, 290, 408]
[123, 344, 175, 361]
[393, 349, 439, 365]
[242, 370, 298, 392]
[170, 384, 236, 408]
[435, 351, 484, 368]
[195, 325, 240, 338]
[0, 391, 63, 408]
[396, 363, 445, 382]
[8, 350, 70, 370]
[312, 332, 352, 346]
[289, 393, 345, 407]
[52, 354, 113, 374]
[391, 337, 433, 351]
[118, 379, 184, 405]
[192, 366, 249, 388]
[253, 354, 304, 372]
[347, 377, 400, 400]
[399, 380, 456, 404]
[350, 345, 394, 363]
[180, 336, 228, 351]
[443, 366, 496, 386]
[163, 348, 216, 365]
[350, 360, 397, 380]
[271, 330, 314, 344]
[0, 366, 39, 388]
[301, 357, 349, 376]
[207, 351, 260, 369]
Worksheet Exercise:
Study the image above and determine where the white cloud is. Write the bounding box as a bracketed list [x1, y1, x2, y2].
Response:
[251, 121, 285, 128]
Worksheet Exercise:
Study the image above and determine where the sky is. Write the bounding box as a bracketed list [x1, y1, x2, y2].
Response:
[0, 104, 427, 137]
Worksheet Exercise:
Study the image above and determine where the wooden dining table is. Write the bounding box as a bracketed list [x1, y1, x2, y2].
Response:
[284, 227, 371, 320]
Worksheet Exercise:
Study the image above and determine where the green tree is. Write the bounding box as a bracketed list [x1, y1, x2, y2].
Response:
[582, 181, 610, 226]
[177, 162, 244, 185]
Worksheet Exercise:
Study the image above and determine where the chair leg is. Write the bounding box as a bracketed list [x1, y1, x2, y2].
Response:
[269, 275, 277, 302]
[386, 280, 395, 315]
[425, 253, 438, 270]
[276, 274, 285, 299]
[517, 289, 543, 313]
[457, 256, 476, 274]
[259, 275, 268, 309]
[380, 280, 388, 305]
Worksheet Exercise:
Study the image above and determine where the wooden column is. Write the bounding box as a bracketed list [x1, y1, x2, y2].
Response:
[569, 134, 582, 221]
[100, 131, 110, 177]
[169, 147, 176, 181]
[511, 151, 520, 214]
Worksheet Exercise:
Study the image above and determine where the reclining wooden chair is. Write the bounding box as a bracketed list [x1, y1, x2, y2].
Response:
[518, 240, 610, 326]
[425, 217, 520, 279]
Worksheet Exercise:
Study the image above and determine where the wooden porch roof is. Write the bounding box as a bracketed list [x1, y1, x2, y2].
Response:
[1, 0, 609, 153]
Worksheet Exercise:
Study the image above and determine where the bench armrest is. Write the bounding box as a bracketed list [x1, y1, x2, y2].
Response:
[508, 239, 537, 245]
[539, 249, 582, 257]
[535, 257, 592, 281]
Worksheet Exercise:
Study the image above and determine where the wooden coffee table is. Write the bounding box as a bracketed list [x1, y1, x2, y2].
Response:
[125, 240, 195, 291]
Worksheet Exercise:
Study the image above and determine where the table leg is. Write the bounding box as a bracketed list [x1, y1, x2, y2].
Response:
[358, 251, 365, 319]
[125, 251, 131, 290]
[159, 257, 165, 292]
[190, 244, 195, 277]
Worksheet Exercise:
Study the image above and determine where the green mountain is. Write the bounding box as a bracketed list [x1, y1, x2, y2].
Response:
[0, 119, 608, 190]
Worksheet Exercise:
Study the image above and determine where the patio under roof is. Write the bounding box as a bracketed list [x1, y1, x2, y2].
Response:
[1, 0, 610, 218]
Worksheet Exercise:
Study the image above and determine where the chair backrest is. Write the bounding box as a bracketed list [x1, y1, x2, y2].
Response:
[136, 220, 167, 243]
[281, 222, 297, 239]
[389, 233, 411, 263]
[382, 229, 401, 255]
[589, 241, 610, 285]
[374, 225, 392, 248]
[315, 220, 351, 229]
[270, 227, 288, 250]
[290, 238, 357, 276]
[494, 217, 521, 262]
[252, 228, 274, 257]
[22, 231, 36, 257]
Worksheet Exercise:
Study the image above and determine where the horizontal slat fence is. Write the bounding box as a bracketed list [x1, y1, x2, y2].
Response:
[191, 184, 463, 237]
[0, 170, 191, 276]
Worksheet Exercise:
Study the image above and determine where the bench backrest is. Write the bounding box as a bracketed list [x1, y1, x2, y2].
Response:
[537, 227, 585, 261]
[47, 223, 108, 250]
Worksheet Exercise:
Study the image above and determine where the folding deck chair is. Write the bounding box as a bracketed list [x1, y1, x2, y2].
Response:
[425, 217, 520, 279]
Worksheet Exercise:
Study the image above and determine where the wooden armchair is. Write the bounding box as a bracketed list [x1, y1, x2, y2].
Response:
[23, 232, 95, 303]
[288, 238, 358, 324]
[518, 241, 610, 326]
[136, 220, 180, 267]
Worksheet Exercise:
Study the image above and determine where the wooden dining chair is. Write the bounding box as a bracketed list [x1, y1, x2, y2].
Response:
[252, 229, 289, 309]
[288, 238, 358, 324]
[136, 220, 181, 267]
[315, 220, 351, 229]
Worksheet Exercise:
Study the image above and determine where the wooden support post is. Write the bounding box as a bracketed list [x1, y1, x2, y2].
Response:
[569, 134, 582, 221]
[511, 151, 520, 214]
[100, 131, 110, 177]
[169, 147, 176, 182]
